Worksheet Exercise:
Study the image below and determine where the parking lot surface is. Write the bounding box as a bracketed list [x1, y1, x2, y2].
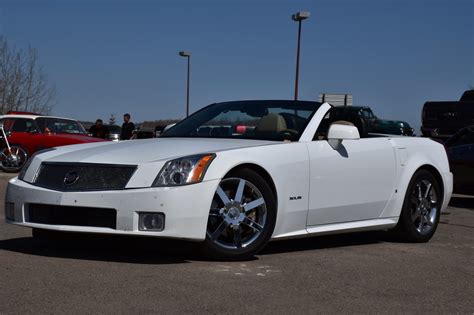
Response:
[0, 173, 473, 313]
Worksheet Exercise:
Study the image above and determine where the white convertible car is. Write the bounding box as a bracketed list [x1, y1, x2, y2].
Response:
[5, 101, 453, 260]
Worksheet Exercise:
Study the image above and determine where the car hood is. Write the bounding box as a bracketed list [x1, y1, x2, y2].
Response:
[44, 138, 278, 164]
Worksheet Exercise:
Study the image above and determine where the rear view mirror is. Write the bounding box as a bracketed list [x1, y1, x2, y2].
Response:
[327, 122, 360, 150]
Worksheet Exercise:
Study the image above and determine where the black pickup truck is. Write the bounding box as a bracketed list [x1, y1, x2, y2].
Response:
[421, 90, 474, 139]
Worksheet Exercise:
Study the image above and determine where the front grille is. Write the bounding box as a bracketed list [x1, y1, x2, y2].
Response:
[27, 204, 117, 229]
[34, 162, 137, 192]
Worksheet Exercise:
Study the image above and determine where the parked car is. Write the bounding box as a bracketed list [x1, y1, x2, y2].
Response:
[107, 124, 121, 141]
[5, 100, 452, 260]
[0, 111, 105, 172]
[132, 127, 155, 139]
[421, 90, 474, 140]
[445, 125, 474, 195]
[154, 125, 166, 137]
[329, 106, 414, 136]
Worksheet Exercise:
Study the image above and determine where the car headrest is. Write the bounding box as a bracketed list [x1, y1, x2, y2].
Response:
[256, 113, 287, 133]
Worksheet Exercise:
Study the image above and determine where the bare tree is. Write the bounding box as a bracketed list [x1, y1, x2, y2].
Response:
[0, 37, 55, 115]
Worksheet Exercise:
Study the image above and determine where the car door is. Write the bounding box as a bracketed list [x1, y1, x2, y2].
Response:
[305, 110, 398, 226]
[1, 118, 38, 155]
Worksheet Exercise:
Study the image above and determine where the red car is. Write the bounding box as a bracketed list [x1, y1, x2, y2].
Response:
[0, 112, 105, 172]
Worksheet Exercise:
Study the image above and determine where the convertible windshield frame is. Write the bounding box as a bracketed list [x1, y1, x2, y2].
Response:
[161, 100, 322, 142]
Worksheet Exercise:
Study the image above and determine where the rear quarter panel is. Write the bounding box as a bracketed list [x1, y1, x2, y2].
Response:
[381, 137, 452, 218]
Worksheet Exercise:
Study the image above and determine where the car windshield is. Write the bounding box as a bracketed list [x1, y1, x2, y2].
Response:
[35, 117, 87, 134]
[161, 100, 321, 141]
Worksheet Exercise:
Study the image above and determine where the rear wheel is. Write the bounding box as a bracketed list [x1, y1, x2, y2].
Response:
[395, 170, 442, 242]
[201, 169, 276, 260]
[0, 145, 28, 173]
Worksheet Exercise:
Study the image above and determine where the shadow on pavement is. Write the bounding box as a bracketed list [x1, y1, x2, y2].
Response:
[0, 233, 200, 264]
[0, 230, 393, 263]
[261, 231, 388, 255]
[449, 196, 474, 210]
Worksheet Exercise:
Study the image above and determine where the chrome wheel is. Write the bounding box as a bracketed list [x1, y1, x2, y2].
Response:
[207, 177, 267, 249]
[0, 146, 28, 173]
[410, 179, 438, 235]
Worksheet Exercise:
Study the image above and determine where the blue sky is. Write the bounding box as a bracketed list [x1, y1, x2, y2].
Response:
[1, 0, 473, 132]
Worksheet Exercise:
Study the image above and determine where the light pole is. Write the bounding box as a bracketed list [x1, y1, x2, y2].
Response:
[292, 11, 310, 101]
[179, 51, 191, 117]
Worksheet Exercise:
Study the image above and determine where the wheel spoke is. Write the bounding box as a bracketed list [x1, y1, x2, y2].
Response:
[412, 209, 421, 222]
[424, 183, 432, 199]
[417, 184, 423, 202]
[234, 179, 246, 203]
[233, 226, 242, 248]
[419, 214, 425, 228]
[243, 198, 264, 213]
[209, 208, 222, 217]
[211, 220, 229, 241]
[242, 217, 263, 232]
[216, 185, 231, 205]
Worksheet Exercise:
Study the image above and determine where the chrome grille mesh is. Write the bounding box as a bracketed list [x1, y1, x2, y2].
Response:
[34, 162, 137, 192]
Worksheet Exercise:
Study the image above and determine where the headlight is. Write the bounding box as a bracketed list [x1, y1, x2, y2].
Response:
[152, 154, 216, 187]
[18, 148, 57, 181]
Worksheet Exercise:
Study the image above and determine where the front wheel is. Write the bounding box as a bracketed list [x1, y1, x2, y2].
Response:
[201, 168, 276, 260]
[394, 170, 442, 242]
[0, 145, 28, 173]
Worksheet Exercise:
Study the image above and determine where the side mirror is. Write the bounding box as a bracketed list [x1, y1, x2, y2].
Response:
[327, 122, 360, 150]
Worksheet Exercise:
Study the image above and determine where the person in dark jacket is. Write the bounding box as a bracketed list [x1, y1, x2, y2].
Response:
[120, 113, 136, 140]
[88, 119, 109, 139]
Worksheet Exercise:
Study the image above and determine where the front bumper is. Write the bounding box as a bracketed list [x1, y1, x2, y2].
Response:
[5, 177, 220, 241]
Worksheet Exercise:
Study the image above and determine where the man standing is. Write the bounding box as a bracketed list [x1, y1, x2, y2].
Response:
[89, 119, 110, 139]
[120, 113, 136, 140]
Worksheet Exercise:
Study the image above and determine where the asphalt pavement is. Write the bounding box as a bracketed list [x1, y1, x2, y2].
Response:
[0, 173, 473, 313]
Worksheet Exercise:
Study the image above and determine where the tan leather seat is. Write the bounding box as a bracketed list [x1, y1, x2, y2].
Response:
[256, 113, 287, 136]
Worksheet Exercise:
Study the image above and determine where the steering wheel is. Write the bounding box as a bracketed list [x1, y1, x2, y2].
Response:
[279, 129, 298, 140]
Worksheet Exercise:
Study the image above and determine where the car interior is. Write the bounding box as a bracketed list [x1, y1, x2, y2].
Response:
[313, 108, 387, 141]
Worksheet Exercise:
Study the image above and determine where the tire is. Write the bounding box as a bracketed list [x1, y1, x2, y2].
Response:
[0, 145, 28, 173]
[200, 168, 277, 260]
[394, 169, 442, 242]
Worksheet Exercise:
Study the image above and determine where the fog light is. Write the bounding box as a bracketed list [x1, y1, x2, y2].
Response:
[138, 212, 165, 231]
[5, 202, 15, 221]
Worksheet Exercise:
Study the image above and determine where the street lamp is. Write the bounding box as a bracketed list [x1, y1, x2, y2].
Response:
[291, 11, 310, 101]
[179, 51, 191, 117]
